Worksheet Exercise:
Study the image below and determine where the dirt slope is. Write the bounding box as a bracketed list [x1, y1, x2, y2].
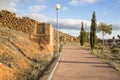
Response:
[0, 27, 52, 80]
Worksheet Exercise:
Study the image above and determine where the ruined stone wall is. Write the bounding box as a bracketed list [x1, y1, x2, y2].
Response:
[0, 10, 40, 34]
[0, 10, 54, 54]
[34, 23, 53, 44]
[34, 23, 54, 54]
[46, 24, 53, 45]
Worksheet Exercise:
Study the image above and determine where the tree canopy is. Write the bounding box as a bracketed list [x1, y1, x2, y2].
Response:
[90, 11, 97, 50]
[80, 22, 85, 46]
[97, 23, 112, 45]
[97, 23, 112, 35]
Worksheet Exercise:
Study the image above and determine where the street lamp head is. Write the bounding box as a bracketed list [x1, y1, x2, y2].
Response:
[55, 4, 60, 10]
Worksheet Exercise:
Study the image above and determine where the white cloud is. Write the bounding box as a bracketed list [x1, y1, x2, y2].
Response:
[22, 12, 91, 30]
[14, 0, 46, 5]
[0, 0, 17, 12]
[69, 0, 98, 6]
[60, 19, 91, 30]
[61, 6, 69, 11]
[48, 19, 91, 30]
[47, 18, 92, 37]
[23, 13, 49, 22]
[36, 0, 46, 3]
[14, 0, 32, 5]
[112, 23, 120, 31]
[29, 5, 46, 12]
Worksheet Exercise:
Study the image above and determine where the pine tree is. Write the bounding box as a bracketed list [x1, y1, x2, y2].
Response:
[90, 11, 97, 50]
[80, 22, 85, 46]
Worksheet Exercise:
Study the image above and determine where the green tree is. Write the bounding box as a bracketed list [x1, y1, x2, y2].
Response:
[84, 32, 90, 42]
[90, 11, 97, 50]
[80, 22, 85, 46]
[97, 23, 112, 45]
[117, 35, 120, 39]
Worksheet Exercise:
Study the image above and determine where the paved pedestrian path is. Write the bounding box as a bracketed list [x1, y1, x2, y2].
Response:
[52, 43, 120, 80]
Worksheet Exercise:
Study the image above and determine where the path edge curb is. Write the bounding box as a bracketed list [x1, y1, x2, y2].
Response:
[47, 51, 63, 80]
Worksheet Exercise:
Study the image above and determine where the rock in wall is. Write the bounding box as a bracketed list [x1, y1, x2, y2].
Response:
[0, 10, 40, 34]
[0, 10, 54, 54]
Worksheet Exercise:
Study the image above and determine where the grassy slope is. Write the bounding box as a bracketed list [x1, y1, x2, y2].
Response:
[0, 26, 78, 80]
[54, 29, 79, 43]
[0, 27, 52, 80]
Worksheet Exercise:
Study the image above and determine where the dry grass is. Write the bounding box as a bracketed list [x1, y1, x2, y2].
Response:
[0, 27, 53, 80]
[80, 43, 120, 72]
[92, 46, 120, 71]
[0, 63, 16, 80]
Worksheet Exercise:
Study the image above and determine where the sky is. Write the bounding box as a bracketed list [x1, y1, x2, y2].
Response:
[0, 0, 120, 39]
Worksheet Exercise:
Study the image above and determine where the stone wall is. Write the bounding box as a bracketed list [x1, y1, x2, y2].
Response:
[34, 23, 53, 44]
[34, 23, 54, 54]
[0, 10, 54, 54]
[0, 10, 40, 34]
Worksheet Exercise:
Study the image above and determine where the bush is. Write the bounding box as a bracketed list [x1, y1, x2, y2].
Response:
[16, 54, 52, 80]
[111, 48, 120, 54]
[59, 44, 63, 52]
[0, 52, 17, 68]
[92, 50, 112, 60]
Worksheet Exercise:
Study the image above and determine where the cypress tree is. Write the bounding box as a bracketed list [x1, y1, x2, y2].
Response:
[80, 22, 85, 46]
[90, 11, 97, 50]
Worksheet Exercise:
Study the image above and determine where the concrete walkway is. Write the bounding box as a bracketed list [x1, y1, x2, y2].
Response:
[52, 43, 120, 80]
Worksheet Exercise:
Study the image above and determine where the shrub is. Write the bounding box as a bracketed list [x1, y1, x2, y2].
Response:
[92, 50, 112, 60]
[111, 48, 120, 54]
[16, 54, 52, 80]
[0, 51, 17, 68]
[59, 44, 63, 52]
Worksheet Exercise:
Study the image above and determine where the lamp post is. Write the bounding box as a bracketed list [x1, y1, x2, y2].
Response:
[55, 4, 60, 54]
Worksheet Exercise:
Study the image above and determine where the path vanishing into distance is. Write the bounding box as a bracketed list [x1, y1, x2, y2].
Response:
[52, 43, 120, 80]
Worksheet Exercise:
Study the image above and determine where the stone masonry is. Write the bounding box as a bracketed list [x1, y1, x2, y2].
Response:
[0, 10, 40, 34]
[0, 10, 54, 54]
